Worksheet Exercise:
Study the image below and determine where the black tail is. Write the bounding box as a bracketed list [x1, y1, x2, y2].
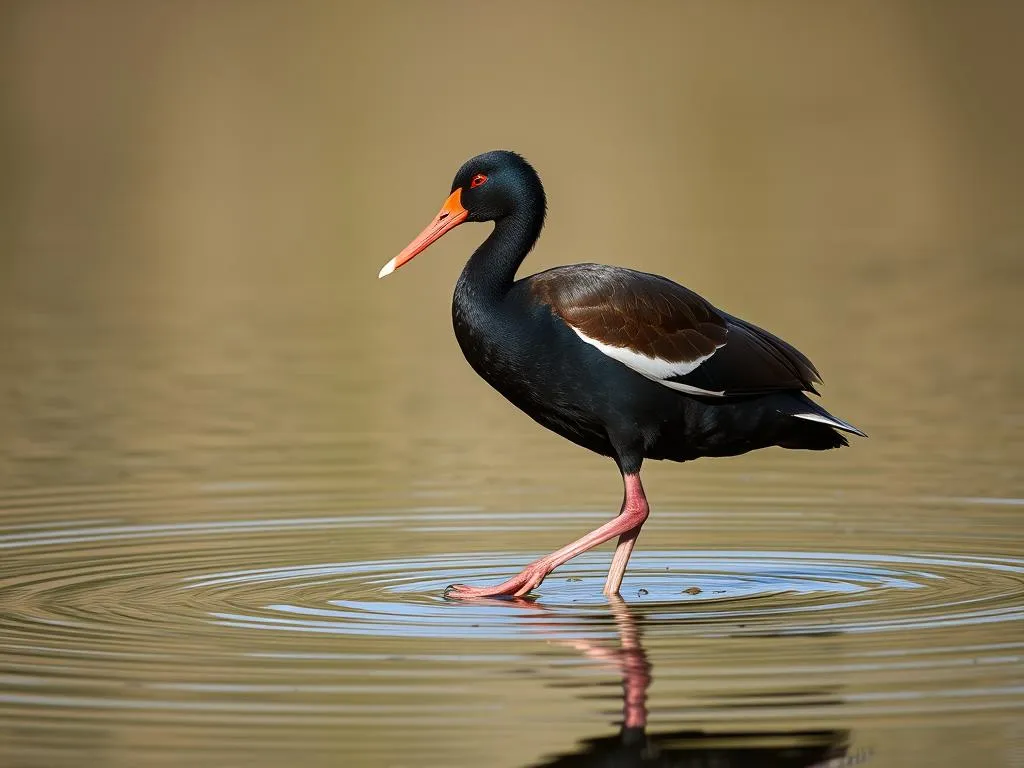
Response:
[780, 394, 866, 437]
[774, 393, 865, 450]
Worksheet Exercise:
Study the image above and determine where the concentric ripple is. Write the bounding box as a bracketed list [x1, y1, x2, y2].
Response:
[4, 504, 1023, 644]
[1, 500, 1023, 766]
[184, 549, 1024, 640]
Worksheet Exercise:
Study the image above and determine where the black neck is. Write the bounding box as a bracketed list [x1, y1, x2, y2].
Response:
[457, 203, 545, 303]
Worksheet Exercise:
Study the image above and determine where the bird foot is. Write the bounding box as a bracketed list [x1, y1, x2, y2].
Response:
[444, 562, 550, 600]
[444, 584, 519, 600]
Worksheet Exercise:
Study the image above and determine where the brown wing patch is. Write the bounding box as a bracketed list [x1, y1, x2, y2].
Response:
[530, 264, 728, 363]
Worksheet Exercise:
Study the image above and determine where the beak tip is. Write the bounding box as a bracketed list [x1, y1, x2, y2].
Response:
[380, 188, 467, 281]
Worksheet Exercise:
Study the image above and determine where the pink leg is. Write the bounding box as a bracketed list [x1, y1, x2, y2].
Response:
[445, 473, 649, 600]
[605, 474, 648, 596]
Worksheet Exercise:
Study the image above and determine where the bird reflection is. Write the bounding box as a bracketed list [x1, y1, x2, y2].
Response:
[487, 596, 864, 768]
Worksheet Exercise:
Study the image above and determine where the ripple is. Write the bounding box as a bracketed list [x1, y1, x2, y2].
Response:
[1, 505, 1022, 754]
[2, 511, 1023, 645]
[177, 549, 1024, 640]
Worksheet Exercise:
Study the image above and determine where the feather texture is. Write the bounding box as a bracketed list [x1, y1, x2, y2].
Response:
[530, 263, 822, 397]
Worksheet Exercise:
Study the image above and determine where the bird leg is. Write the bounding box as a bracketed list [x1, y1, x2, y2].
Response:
[604, 474, 648, 596]
[445, 473, 649, 600]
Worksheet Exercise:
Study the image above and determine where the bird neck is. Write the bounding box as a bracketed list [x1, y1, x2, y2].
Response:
[458, 206, 544, 303]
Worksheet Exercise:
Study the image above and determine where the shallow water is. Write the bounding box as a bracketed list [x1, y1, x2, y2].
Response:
[3, 2, 1024, 766]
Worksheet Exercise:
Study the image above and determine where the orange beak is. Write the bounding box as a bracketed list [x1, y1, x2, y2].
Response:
[378, 188, 469, 278]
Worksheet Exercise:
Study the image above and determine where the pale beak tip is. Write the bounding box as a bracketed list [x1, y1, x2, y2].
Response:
[377, 258, 397, 279]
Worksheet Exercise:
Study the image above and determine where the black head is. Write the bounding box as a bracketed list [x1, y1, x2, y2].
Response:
[449, 150, 546, 224]
[379, 150, 546, 278]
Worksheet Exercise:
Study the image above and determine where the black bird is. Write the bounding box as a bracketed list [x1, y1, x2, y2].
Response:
[378, 150, 864, 599]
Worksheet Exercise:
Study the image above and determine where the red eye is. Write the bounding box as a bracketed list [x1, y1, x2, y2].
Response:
[470, 173, 488, 188]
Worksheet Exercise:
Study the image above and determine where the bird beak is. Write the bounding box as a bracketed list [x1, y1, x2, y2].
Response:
[378, 188, 469, 278]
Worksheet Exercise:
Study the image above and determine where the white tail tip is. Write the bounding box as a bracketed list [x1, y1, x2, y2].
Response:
[791, 411, 867, 437]
[377, 258, 397, 279]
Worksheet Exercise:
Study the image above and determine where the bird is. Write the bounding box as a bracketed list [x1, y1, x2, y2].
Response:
[377, 150, 864, 600]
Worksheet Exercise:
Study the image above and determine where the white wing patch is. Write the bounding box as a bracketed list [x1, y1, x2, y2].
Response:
[569, 326, 726, 397]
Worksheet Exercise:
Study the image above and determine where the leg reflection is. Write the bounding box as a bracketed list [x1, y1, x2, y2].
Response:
[478, 596, 866, 768]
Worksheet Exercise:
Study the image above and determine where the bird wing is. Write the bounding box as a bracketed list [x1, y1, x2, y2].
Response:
[528, 263, 822, 397]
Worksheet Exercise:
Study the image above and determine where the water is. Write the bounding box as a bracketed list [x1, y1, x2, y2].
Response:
[2, 3, 1023, 766]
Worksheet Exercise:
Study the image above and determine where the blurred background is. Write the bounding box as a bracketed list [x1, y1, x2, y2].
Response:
[1, 0, 1021, 494]
[1, 2, 1022, 767]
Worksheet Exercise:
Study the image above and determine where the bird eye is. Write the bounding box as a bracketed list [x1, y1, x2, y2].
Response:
[470, 174, 488, 188]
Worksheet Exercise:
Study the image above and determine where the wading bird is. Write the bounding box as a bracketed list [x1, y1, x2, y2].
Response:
[378, 151, 864, 599]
